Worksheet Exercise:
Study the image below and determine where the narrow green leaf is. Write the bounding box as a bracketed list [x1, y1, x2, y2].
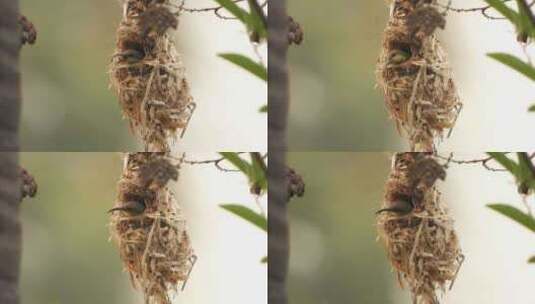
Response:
[515, 0, 535, 38]
[260, 256, 268, 263]
[259, 104, 267, 113]
[218, 53, 267, 81]
[220, 152, 252, 176]
[516, 153, 535, 190]
[485, 0, 520, 24]
[488, 203, 535, 233]
[214, 0, 249, 24]
[487, 152, 520, 178]
[518, 153, 535, 191]
[220, 204, 267, 231]
[214, 0, 266, 39]
[250, 153, 267, 192]
[488, 53, 535, 82]
[529, 104, 535, 112]
[246, 0, 267, 38]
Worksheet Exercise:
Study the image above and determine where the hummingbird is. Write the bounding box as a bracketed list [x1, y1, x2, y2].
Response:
[113, 49, 145, 64]
[376, 199, 413, 215]
[388, 49, 411, 65]
[108, 200, 146, 215]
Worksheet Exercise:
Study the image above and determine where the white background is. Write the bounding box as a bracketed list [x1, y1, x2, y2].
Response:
[175, 0, 267, 152]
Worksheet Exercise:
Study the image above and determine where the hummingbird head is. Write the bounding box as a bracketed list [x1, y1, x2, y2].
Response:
[387, 49, 411, 65]
[108, 200, 146, 215]
[376, 197, 414, 215]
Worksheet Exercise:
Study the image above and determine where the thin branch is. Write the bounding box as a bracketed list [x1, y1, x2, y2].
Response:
[439, 0, 535, 20]
[182, 0, 267, 20]
[183, 156, 240, 172]
[436, 152, 535, 172]
[435, 153, 508, 172]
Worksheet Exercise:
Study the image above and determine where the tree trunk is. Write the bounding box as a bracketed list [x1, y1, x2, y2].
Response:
[0, 0, 21, 150]
[0, 0, 22, 303]
[268, 0, 289, 303]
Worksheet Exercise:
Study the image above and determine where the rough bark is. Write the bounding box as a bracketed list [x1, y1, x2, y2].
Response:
[0, 0, 22, 303]
[0, 0, 21, 151]
[268, 0, 289, 303]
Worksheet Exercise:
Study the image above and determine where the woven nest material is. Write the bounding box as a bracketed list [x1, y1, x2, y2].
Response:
[377, 153, 463, 304]
[109, 152, 195, 304]
[377, 0, 462, 152]
[110, 0, 195, 152]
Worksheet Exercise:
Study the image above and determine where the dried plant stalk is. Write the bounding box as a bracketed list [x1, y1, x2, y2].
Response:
[376, 0, 462, 152]
[110, 152, 195, 304]
[377, 153, 463, 304]
[110, 0, 195, 152]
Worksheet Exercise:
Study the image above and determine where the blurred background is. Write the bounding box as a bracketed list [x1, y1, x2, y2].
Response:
[19, 0, 266, 151]
[286, 152, 535, 303]
[287, 0, 535, 151]
[19, 152, 267, 304]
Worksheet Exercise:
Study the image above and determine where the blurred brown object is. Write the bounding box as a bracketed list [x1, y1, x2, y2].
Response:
[287, 166, 305, 199]
[18, 15, 36, 45]
[288, 16, 303, 45]
[20, 166, 37, 200]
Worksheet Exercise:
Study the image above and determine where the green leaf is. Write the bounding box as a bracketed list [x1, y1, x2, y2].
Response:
[517, 152, 535, 183]
[485, 0, 520, 25]
[250, 153, 267, 193]
[515, 0, 535, 38]
[260, 256, 267, 263]
[214, 0, 266, 39]
[214, 0, 249, 24]
[220, 152, 252, 176]
[487, 152, 520, 178]
[488, 53, 535, 82]
[488, 203, 535, 233]
[259, 104, 267, 113]
[218, 53, 267, 81]
[246, 0, 267, 39]
[220, 204, 267, 232]
[529, 104, 535, 112]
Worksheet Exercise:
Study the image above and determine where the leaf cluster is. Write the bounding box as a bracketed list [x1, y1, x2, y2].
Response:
[487, 153, 535, 263]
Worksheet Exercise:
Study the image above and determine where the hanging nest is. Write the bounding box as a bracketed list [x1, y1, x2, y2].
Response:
[109, 152, 196, 304]
[110, 0, 195, 152]
[377, 153, 463, 304]
[376, 0, 462, 152]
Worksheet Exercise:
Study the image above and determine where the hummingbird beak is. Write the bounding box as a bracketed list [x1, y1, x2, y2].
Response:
[376, 200, 413, 215]
[376, 208, 400, 215]
[108, 207, 125, 213]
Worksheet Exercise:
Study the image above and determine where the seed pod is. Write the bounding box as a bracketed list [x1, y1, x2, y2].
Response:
[377, 153, 463, 303]
[110, 0, 195, 152]
[109, 153, 195, 304]
[376, 0, 462, 152]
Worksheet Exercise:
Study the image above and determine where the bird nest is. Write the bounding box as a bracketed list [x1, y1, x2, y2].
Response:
[110, 0, 195, 152]
[377, 153, 463, 304]
[376, 0, 462, 152]
[109, 152, 195, 304]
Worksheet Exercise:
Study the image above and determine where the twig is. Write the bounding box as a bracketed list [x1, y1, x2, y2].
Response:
[436, 153, 507, 172]
[439, 0, 535, 20]
[437, 152, 535, 172]
[183, 0, 267, 20]
[183, 156, 240, 172]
